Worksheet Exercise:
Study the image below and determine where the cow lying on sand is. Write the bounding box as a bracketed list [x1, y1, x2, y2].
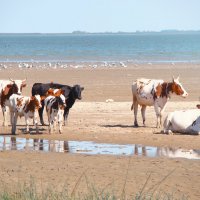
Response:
[32, 83, 84, 125]
[163, 109, 200, 135]
[131, 76, 188, 128]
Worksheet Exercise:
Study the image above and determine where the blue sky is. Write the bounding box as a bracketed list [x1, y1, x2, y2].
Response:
[0, 0, 200, 33]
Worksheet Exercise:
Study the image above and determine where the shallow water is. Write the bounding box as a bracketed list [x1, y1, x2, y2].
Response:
[0, 136, 199, 160]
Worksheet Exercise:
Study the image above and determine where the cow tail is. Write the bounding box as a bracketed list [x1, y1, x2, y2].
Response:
[131, 103, 133, 111]
[131, 90, 135, 111]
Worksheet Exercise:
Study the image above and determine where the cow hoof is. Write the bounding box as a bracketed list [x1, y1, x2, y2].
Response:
[40, 121, 45, 126]
[134, 124, 139, 128]
[168, 130, 174, 135]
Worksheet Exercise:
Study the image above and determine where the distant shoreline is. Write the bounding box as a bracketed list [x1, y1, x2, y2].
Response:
[1, 30, 200, 35]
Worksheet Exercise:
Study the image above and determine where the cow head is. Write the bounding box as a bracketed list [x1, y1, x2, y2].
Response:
[9, 78, 27, 95]
[72, 85, 84, 100]
[53, 89, 66, 107]
[171, 76, 188, 98]
[3, 83, 19, 96]
[31, 95, 43, 109]
[56, 94, 66, 108]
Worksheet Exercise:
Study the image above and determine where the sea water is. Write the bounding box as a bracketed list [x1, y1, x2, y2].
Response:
[0, 33, 200, 63]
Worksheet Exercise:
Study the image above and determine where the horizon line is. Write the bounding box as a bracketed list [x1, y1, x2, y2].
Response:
[0, 30, 200, 34]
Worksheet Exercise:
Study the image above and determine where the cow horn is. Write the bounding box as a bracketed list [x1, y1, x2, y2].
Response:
[9, 78, 15, 82]
[22, 78, 27, 82]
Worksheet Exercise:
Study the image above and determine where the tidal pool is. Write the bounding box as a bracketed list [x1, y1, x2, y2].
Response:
[0, 136, 199, 160]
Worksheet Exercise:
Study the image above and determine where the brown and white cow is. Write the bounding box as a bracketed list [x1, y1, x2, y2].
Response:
[131, 76, 188, 128]
[9, 94, 45, 134]
[0, 78, 27, 126]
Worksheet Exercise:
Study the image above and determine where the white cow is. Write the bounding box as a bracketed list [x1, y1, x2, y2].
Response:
[163, 109, 200, 135]
[131, 76, 188, 128]
[44, 89, 66, 134]
[0, 78, 27, 126]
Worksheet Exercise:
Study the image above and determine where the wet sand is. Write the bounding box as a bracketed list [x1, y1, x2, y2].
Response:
[0, 63, 200, 199]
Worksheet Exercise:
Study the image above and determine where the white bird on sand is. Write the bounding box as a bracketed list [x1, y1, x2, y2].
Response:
[120, 61, 127, 68]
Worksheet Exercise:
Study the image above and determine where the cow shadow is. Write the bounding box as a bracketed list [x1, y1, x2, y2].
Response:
[154, 130, 199, 136]
[101, 124, 134, 128]
[101, 124, 158, 129]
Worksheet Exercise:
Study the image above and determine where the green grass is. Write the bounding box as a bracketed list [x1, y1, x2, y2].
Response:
[0, 177, 188, 200]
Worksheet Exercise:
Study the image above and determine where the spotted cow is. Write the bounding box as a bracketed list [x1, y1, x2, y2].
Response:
[44, 88, 66, 134]
[9, 94, 45, 134]
[131, 76, 188, 128]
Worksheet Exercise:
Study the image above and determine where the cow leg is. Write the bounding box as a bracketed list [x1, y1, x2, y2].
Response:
[11, 112, 18, 135]
[2, 106, 8, 126]
[10, 111, 15, 134]
[34, 112, 39, 134]
[25, 117, 30, 134]
[154, 104, 161, 128]
[141, 105, 146, 126]
[58, 110, 64, 134]
[63, 108, 69, 126]
[49, 120, 53, 134]
[49, 114, 54, 134]
[159, 105, 167, 128]
[52, 110, 57, 132]
[38, 102, 45, 125]
[132, 98, 139, 127]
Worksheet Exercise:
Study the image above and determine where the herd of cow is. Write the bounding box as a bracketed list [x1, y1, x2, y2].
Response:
[0, 76, 200, 135]
[0, 79, 84, 134]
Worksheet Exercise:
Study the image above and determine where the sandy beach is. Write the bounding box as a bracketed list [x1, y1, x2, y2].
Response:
[0, 63, 200, 199]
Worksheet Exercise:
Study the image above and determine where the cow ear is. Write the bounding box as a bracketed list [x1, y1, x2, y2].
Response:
[46, 88, 53, 96]
[172, 76, 175, 82]
[197, 104, 200, 109]
[61, 89, 65, 95]
[40, 96, 46, 101]
[22, 83, 27, 87]
[3, 84, 12, 95]
[81, 87, 84, 91]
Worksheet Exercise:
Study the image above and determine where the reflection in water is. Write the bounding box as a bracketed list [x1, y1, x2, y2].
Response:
[0, 136, 199, 160]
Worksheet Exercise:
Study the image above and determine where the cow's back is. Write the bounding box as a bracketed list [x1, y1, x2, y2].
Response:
[132, 78, 163, 106]
[165, 109, 200, 133]
[32, 83, 70, 97]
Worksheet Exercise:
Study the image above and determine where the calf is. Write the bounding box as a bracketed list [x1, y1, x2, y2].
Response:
[32, 82, 84, 125]
[9, 94, 44, 135]
[0, 78, 27, 126]
[44, 89, 66, 134]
